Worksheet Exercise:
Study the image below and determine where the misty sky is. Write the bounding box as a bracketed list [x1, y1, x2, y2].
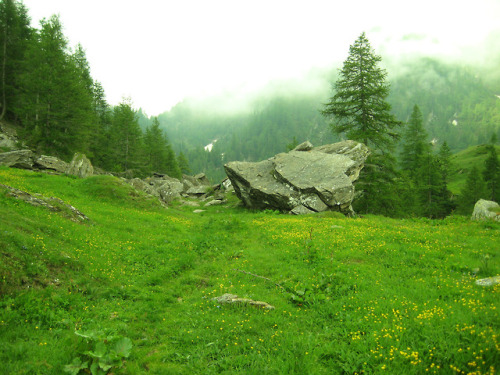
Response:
[22, 0, 500, 116]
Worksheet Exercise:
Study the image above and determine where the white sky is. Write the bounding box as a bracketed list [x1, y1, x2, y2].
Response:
[22, 0, 500, 116]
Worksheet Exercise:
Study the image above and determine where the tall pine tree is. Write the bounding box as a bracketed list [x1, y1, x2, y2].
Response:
[17, 15, 94, 158]
[322, 32, 402, 216]
[107, 98, 143, 172]
[143, 117, 181, 178]
[322, 32, 401, 150]
[400, 104, 429, 178]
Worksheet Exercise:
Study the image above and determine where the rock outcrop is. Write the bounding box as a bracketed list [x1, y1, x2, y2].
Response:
[67, 152, 94, 178]
[0, 183, 89, 223]
[0, 150, 94, 178]
[34, 155, 69, 174]
[224, 140, 370, 215]
[472, 199, 500, 222]
[0, 149, 35, 169]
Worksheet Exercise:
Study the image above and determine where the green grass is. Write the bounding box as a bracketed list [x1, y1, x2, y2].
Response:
[1, 166, 499, 374]
[449, 144, 500, 195]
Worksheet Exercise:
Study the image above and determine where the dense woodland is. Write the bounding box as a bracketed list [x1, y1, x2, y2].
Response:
[1, 0, 499, 218]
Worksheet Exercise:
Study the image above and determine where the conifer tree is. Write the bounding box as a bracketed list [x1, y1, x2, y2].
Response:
[0, 0, 31, 120]
[89, 81, 111, 166]
[322, 32, 401, 151]
[177, 151, 191, 175]
[483, 144, 500, 202]
[107, 98, 143, 172]
[458, 166, 487, 214]
[143, 117, 181, 178]
[17, 15, 94, 158]
[322, 32, 402, 216]
[400, 104, 429, 177]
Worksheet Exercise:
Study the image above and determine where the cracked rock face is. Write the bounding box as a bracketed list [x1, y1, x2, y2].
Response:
[224, 140, 369, 215]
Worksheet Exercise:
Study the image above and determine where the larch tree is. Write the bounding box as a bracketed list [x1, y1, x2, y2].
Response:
[322, 32, 402, 216]
[321, 32, 401, 151]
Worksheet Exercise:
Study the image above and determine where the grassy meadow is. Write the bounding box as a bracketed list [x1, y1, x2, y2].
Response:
[0, 166, 499, 374]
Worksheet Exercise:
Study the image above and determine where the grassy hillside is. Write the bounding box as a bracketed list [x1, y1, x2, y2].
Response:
[0, 167, 499, 374]
[449, 144, 500, 195]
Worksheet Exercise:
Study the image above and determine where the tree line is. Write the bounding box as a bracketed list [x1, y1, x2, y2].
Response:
[0, 0, 186, 177]
[2, 1, 498, 218]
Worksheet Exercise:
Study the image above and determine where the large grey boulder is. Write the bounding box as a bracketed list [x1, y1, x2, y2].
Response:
[0, 132, 17, 150]
[0, 150, 35, 169]
[66, 153, 94, 178]
[224, 140, 369, 215]
[472, 199, 500, 222]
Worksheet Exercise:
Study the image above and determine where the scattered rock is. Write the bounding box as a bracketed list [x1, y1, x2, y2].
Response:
[472, 199, 500, 222]
[34, 155, 68, 174]
[157, 177, 184, 203]
[291, 205, 315, 215]
[193, 209, 206, 214]
[0, 149, 34, 169]
[67, 152, 94, 178]
[186, 185, 208, 195]
[125, 171, 214, 205]
[475, 276, 500, 287]
[224, 140, 370, 215]
[180, 200, 200, 207]
[221, 177, 234, 192]
[212, 293, 275, 310]
[204, 199, 225, 207]
[0, 183, 89, 223]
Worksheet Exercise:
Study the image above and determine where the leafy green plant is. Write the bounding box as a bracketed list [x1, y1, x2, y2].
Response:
[286, 273, 354, 306]
[64, 330, 132, 375]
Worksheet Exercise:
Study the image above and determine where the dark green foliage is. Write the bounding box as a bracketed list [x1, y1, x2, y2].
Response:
[0, 0, 32, 121]
[15, 16, 95, 159]
[322, 32, 402, 151]
[457, 166, 488, 214]
[286, 136, 299, 151]
[353, 153, 404, 217]
[400, 105, 430, 177]
[106, 98, 143, 172]
[415, 149, 453, 218]
[177, 151, 191, 175]
[88, 81, 111, 165]
[483, 144, 500, 201]
[143, 117, 181, 178]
